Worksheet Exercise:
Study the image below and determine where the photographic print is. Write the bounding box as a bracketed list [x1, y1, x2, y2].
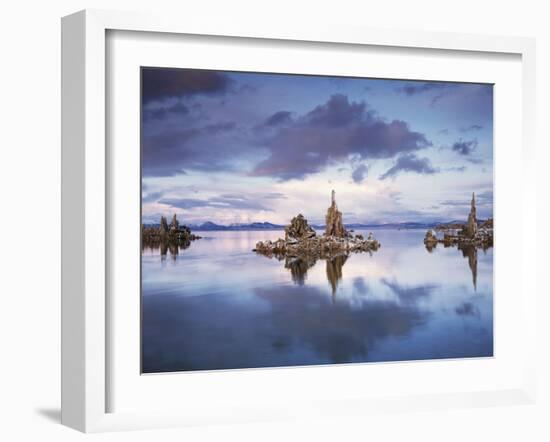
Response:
[141, 67, 493, 373]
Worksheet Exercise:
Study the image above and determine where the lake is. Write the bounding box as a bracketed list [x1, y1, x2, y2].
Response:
[141, 229, 493, 373]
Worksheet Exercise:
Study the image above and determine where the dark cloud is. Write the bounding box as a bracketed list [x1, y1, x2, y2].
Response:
[379, 153, 439, 180]
[351, 164, 369, 183]
[264, 111, 293, 127]
[447, 166, 467, 173]
[477, 190, 493, 204]
[143, 101, 189, 122]
[142, 68, 233, 104]
[397, 82, 449, 96]
[460, 124, 483, 133]
[141, 121, 237, 176]
[251, 94, 431, 181]
[159, 194, 272, 212]
[398, 83, 492, 115]
[203, 121, 237, 134]
[452, 139, 478, 155]
[466, 157, 484, 164]
[430, 93, 445, 107]
[141, 191, 163, 204]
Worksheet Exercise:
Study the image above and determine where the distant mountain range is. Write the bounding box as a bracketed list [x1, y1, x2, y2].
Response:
[189, 221, 285, 231]
[143, 220, 485, 231]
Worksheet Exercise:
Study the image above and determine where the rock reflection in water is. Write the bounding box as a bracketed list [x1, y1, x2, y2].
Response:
[278, 253, 349, 296]
[326, 254, 348, 297]
[460, 245, 478, 290]
[141, 229, 494, 373]
[284, 256, 317, 285]
[424, 240, 484, 291]
[425, 241, 437, 253]
[142, 240, 190, 261]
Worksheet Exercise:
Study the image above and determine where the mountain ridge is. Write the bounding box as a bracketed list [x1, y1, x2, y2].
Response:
[142, 219, 489, 231]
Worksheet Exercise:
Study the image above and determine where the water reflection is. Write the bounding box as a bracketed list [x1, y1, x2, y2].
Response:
[277, 253, 349, 299]
[460, 245, 478, 290]
[425, 241, 437, 253]
[455, 301, 480, 318]
[142, 240, 190, 261]
[141, 229, 493, 373]
[253, 284, 427, 365]
[326, 254, 348, 298]
[424, 240, 486, 291]
[284, 256, 316, 285]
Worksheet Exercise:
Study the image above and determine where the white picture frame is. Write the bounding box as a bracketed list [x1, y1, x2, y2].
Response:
[61, 9, 537, 433]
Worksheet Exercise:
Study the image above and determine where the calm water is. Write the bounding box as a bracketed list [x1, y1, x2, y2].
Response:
[141, 229, 493, 373]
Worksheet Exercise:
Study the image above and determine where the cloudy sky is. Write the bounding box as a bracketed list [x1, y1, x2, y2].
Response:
[141, 67, 493, 226]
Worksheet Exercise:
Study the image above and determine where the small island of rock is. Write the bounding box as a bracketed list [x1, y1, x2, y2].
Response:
[424, 193, 493, 250]
[142, 214, 201, 251]
[253, 190, 380, 258]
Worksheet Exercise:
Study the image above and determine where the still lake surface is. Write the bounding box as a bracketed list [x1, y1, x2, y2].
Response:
[141, 229, 493, 373]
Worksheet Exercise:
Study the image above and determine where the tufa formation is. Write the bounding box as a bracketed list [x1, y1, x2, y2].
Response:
[142, 214, 201, 254]
[424, 192, 493, 250]
[325, 190, 347, 238]
[253, 190, 380, 259]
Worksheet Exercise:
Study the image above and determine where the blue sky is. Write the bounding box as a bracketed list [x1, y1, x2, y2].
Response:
[141, 68, 493, 225]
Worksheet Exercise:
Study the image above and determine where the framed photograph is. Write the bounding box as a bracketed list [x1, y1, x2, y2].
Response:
[61, 9, 537, 432]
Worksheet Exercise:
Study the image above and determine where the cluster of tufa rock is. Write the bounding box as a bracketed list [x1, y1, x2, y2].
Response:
[424, 193, 493, 251]
[142, 214, 201, 249]
[253, 191, 380, 259]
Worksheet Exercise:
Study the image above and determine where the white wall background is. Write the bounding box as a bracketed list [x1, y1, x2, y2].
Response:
[0, 1, 547, 440]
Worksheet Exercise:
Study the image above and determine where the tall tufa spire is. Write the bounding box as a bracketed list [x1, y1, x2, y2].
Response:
[465, 192, 477, 239]
[325, 190, 346, 238]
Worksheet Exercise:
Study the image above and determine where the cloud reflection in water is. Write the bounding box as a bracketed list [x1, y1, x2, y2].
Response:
[141, 229, 493, 373]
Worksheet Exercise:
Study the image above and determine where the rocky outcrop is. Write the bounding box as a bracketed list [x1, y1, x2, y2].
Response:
[462, 193, 478, 239]
[142, 214, 201, 253]
[159, 215, 169, 235]
[325, 190, 347, 238]
[253, 191, 380, 260]
[424, 229, 438, 244]
[169, 214, 179, 232]
[285, 214, 317, 241]
[423, 229, 438, 252]
[425, 192, 492, 250]
[480, 218, 493, 229]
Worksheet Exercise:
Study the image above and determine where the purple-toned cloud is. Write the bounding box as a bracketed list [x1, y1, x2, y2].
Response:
[159, 194, 272, 212]
[251, 94, 431, 181]
[397, 82, 451, 96]
[142, 68, 233, 104]
[351, 164, 369, 183]
[379, 153, 438, 180]
[143, 101, 189, 122]
[263, 111, 293, 127]
[141, 121, 237, 176]
[459, 124, 483, 133]
[452, 139, 478, 156]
